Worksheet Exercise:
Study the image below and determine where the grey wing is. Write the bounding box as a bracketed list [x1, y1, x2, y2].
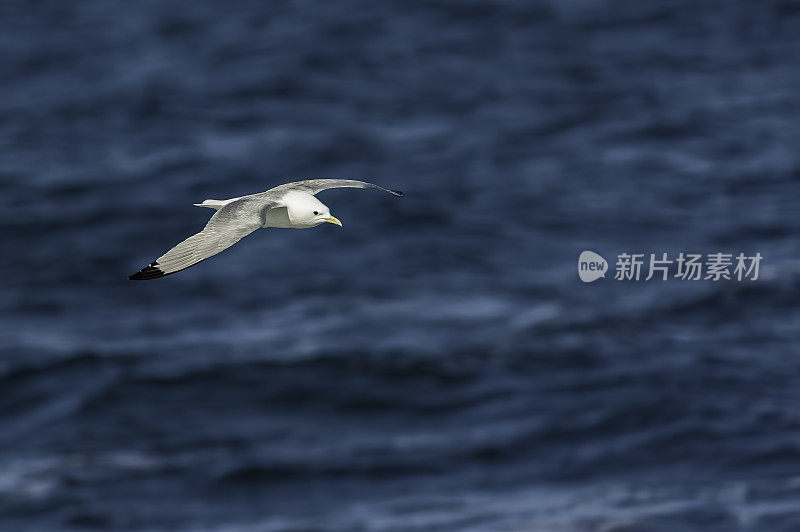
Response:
[128, 198, 279, 280]
[269, 179, 403, 197]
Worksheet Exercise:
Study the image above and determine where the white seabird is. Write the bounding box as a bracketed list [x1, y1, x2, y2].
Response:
[128, 179, 403, 280]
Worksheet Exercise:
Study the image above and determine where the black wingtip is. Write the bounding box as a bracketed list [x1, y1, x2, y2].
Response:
[128, 261, 166, 280]
[390, 189, 404, 197]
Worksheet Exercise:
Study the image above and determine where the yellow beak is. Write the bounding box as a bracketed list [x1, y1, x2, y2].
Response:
[324, 215, 342, 227]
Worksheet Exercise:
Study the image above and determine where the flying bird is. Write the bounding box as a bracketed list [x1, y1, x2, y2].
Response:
[128, 179, 403, 280]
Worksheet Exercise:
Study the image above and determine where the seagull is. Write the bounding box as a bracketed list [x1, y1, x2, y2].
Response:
[128, 179, 403, 280]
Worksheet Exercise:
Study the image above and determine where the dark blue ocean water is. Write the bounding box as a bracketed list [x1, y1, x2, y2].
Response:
[2, 0, 800, 530]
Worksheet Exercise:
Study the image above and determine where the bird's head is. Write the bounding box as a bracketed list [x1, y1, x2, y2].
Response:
[284, 191, 342, 228]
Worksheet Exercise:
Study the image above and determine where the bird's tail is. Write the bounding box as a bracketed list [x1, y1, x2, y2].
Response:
[193, 199, 228, 210]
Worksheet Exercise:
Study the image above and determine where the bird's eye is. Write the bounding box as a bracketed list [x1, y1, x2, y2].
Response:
[313, 211, 319, 215]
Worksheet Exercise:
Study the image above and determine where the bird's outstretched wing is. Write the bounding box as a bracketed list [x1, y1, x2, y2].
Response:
[128, 198, 279, 280]
[265, 179, 403, 198]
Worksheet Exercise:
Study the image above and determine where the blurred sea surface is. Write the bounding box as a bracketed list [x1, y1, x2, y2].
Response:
[2, 0, 800, 530]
